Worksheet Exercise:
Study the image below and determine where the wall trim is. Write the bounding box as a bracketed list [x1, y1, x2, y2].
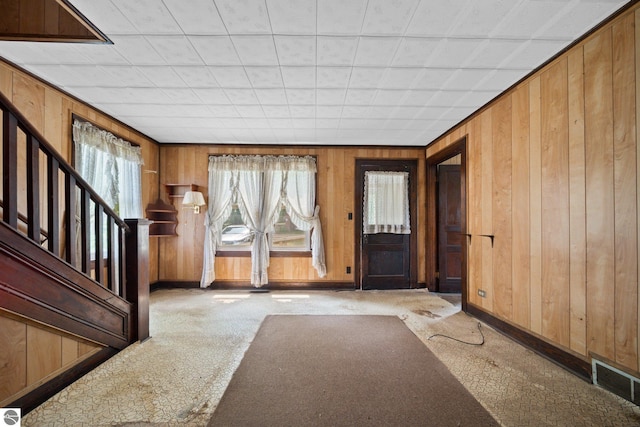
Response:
[151, 280, 358, 291]
[466, 303, 592, 382]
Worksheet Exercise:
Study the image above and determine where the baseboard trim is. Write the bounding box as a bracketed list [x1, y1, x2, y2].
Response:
[13, 346, 118, 415]
[466, 304, 591, 382]
[151, 280, 357, 291]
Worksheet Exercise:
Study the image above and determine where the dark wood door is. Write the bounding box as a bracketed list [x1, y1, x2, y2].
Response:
[355, 159, 417, 290]
[437, 165, 462, 293]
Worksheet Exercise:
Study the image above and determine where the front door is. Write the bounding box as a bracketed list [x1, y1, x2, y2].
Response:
[437, 165, 462, 292]
[355, 159, 417, 290]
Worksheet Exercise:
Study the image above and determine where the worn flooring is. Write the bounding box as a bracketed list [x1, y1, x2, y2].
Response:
[23, 289, 640, 426]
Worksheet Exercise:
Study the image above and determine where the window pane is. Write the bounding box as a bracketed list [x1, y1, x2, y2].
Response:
[271, 203, 309, 251]
[220, 204, 253, 249]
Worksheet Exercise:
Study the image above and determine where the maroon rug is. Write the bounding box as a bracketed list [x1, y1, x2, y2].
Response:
[209, 315, 498, 426]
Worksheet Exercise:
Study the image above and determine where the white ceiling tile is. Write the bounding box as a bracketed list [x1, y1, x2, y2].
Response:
[244, 118, 271, 128]
[440, 106, 476, 121]
[112, 0, 182, 34]
[224, 88, 260, 104]
[245, 66, 284, 88]
[316, 119, 341, 128]
[317, 89, 347, 105]
[317, 67, 351, 88]
[98, 66, 153, 87]
[317, 0, 368, 35]
[503, 40, 570, 69]
[403, 90, 437, 106]
[286, 89, 316, 104]
[427, 39, 484, 68]
[477, 69, 527, 91]
[443, 69, 493, 91]
[464, 39, 527, 69]
[317, 36, 359, 66]
[235, 105, 266, 117]
[378, 68, 422, 89]
[391, 38, 440, 67]
[269, 118, 294, 127]
[263, 106, 291, 118]
[190, 36, 242, 66]
[293, 118, 316, 128]
[254, 88, 288, 104]
[274, 36, 316, 66]
[455, 90, 496, 108]
[368, 106, 398, 118]
[405, 0, 470, 37]
[146, 36, 203, 65]
[232, 35, 279, 65]
[110, 36, 167, 65]
[173, 66, 219, 87]
[289, 105, 316, 118]
[361, 0, 421, 35]
[354, 37, 401, 66]
[69, 0, 138, 34]
[373, 90, 408, 105]
[162, 88, 203, 104]
[194, 88, 232, 104]
[281, 67, 316, 88]
[210, 67, 252, 87]
[427, 91, 467, 107]
[491, 1, 568, 38]
[344, 89, 377, 105]
[389, 106, 423, 119]
[73, 45, 130, 65]
[450, 0, 519, 37]
[207, 105, 241, 117]
[348, 67, 386, 88]
[341, 106, 371, 118]
[164, 0, 227, 34]
[412, 68, 458, 90]
[316, 105, 343, 118]
[266, 0, 316, 34]
[216, 0, 271, 34]
[540, 1, 624, 39]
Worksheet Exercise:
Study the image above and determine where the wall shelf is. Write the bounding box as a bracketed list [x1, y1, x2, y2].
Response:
[146, 199, 178, 236]
[165, 183, 197, 201]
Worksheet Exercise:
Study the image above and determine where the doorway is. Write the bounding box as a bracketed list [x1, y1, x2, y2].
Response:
[355, 159, 418, 290]
[426, 137, 467, 310]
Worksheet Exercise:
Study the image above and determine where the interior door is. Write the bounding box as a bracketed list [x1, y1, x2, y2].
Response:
[437, 165, 462, 292]
[355, 159, 417, 290]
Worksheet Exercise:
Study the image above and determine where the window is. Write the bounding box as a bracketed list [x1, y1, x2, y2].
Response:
[201, 155, 326, 287]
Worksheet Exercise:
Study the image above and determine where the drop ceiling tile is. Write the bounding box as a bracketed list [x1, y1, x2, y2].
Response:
[316, 118, 340, 128]
[245, 66, 284, 88]
[232, 36, 279, 66]
[465, 39, 528, 69]
[478, 69, 527, 91]
[263, 106, 291, 118]
[231, 129, 257, 141]
[293, 119, 316, 129]
[109, 36, 167, 65]
[455, 90, 496, 108]
[217, 118, 249, 128]
[266, 0, 316, 34]
[210, 67, 252, 87]
[254, 88, 288, 104]
[286, 89, 316, 104]
[289, 105, 316, 118]
[73, 45, 130, 65]
[413, 107, 444, 120]
[391, 38, 440, 67]
[190, 36, 242, 66]
[173, 66, 219, 87]
[216, 0, 271, 34]
[361, 0, 420, 35]
[281, 66, 316, 88]
[194, 88, 232, 104]
[354, 37, 401, 66]
[207, 105, 241, 117]
[443, 69, 493, 91]
[317, 89, 347, 105]
[62, 65, 112, 87]
[112, 0, 182, 34]
[23, 65, 77, 87]
[403, 90, 437, 106]
[244, 118, 271, 128]
[348, 67, 386, 88]
[235, 105, 266, 117]
[274, 36, 316, 66]
[317, 0, 368, 35]
[224, 88, 260, 104]
[540, 1, 624, 39]
[316, 105, 343, 118]
[163, 0, 227, 34]
[491, 1, 567, 38]
[389, 106, 423, 119]
[317, 36, 359, 66]
[269, 118, 294, 127]
[146, 36, 203, 65]
[440, 106, 476, 121]
[411, 68, 456, 90]
[162, 88, 203, 104]
[372, 90, 408, 105]
[378, 68, 422, 89]
[503, 40, 569, 69]
[98, 66, 153, 87]
[317, 67, 351, 88]
[427, 39, 485, 68]
[69, 0, 138, 34]
[450, 0, 519, 38]
[344, 89, 377, 105]
[341, 106, 371, 118]
[428, 91, 467, 107]
[368, 106, 396, 118]
[340, 118, 374, 129]
[405, 0, 470, 37]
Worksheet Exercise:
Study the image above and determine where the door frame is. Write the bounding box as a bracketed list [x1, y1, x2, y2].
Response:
[354, 158, 418, 290]
[426, 136, 467, 311]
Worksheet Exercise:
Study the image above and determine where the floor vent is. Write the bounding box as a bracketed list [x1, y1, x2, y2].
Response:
[592, 359, 640, 405]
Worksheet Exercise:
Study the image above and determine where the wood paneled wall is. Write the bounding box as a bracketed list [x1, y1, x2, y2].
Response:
[0, 59, 160, 403]
[427, 5, 640, 374]
[157, 145, 426, 285]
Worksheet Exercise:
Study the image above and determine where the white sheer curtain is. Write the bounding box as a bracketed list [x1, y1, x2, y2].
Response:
[363, 171, 410, 234]
[201, 155, 326, 288]
[281, 156, 326, 277]
[200, 156, 236, 287]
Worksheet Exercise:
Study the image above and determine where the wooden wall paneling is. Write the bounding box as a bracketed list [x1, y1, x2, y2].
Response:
[511, 84, 531, 329]
[480, 109, 494, 311]
[492, 96, 513, 319]
[584, 28, 615, 360]
[20, 0, 45, 35]
[612, 12, 638, 369]
[342, 148, 355, 282]
[540, 59, 571, 348]
[568, 47, 588, 356]
[61, 336, 78, 366]
[636, 6, 640, 373]
[529, 76, 543, 335]
[43, 0, 59, 35]
[26, 324, 61, 384]
[12, 73, 45, 132]
[0, 316, 26, 402]
[467, 118, 483, 306]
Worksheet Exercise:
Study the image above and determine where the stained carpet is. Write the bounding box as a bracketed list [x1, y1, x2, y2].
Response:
[208, 314, 498, 426]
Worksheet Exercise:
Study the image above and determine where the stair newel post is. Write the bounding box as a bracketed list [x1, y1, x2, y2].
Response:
[124, 218, 153, 343]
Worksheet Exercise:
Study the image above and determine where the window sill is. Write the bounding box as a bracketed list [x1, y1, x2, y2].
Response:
[216, 250, 311, 258]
